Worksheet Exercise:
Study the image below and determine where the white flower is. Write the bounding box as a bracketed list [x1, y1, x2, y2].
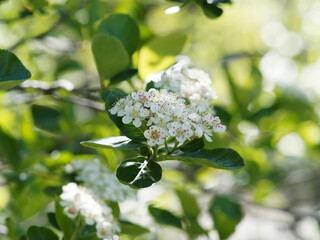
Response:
[59, 181, 119, 240]
[109, 88, 226, 146]
[144, 126, 167, 146]
[168, 122, 193, 143]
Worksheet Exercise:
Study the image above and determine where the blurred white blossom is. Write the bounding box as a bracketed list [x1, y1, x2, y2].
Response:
[65, 158, 134, 202]
[60, 182, 119, 239]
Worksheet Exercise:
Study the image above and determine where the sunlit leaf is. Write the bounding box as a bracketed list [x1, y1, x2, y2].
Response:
[92, 33, 130, 80]
[158, 148, 245, 170]
[97, 14, 140, 55]
[138, 34, 188, 79]
[176, 189, 199, 218]
[116, 157, 162, 188]
[0, 49, 31, 90]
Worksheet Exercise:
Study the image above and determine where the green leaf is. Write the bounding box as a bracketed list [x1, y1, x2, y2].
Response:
[180, 138, 204, 153]
[97, 14, 140, 55]
[81, 136, 145, 150]
[0, 49, 31, 90]
[27, 226, 59, 240]
[102, 89, 146, 142]
[201, 2, 223, 18]
[92, 33, 130, 80]
[116, 157, 162, 188]
[55, 200, 73, 240]
[209, 195, 243, 239]
[176, 189, 199, 218]
[119, 220, 150, 236]
[138, 34, 188, 79]
[148, 205, 182, 229]
[0, 127, 21, 169]
[47, 212, 60, 230]
[31, 105, 62, 132]
[158, 148, 244, 170]
[109, 69, 138, 86]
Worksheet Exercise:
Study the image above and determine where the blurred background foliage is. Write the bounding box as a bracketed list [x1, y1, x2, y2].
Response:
[1, 0, 320, 239]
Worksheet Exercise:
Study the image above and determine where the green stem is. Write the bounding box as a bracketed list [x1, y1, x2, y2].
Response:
[99, 77, 106, 91]
[70, 215, 82, 240]
[150, 146, 159, 161]
[164, 139, 169, 153]
[167, 140, 179, 155]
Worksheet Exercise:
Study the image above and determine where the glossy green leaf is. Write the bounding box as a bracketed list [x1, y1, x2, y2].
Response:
[92, 33, 130, 80]
[116, 157, 162, 188]
[148, 205, 182, 229]
[119, 220, 150, 236]
[0, 49, 31, 90]
[180, 138, 204, 153]
[109, 69, 138, 86]
[31, 105, 62, 132]
[81, 136, 145, 150]
[209, 195, 243, 239]
[55, 200, 73, 240]
[158, 148, 244, 170]
[102, 89, 146, 142]
[201, 2, 223, 18]
[97, 14, 140, 55]
[138, 34, 188, 79]
[27, 226, 59, 240]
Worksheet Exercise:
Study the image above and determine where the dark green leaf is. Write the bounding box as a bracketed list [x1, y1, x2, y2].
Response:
[119, 220, 150, 236]
[158, 148, 244, 170]
[31, 105, 62, 132]
[55, 200, 73, 240]
[109, 69, 138, 86]
[27, 226, 59, 240]
[214, 105, 231, 126]
[201, 2, 223, 18]
[0, 127, 21, 169]
[116, 157, 162, 188]
[81, 136, 145, 150]
[139, 34, 188, 79]
[47, 212, 60, 230]
[180, 138, 204, 153]
[92, 33, 129, 80]
[97, 14, 140, 55]
[102, 89, 146, 142]
[209, 195, 243, 239]
[176, 189, 199, 218]
[0, 49, 31, 90]
[148, 205, 182, 229]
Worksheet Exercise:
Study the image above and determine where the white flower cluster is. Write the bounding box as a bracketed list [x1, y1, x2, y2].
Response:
[60, 182, 119, 240]
[110, 88, 226, 146]
[65, 158, 134, 202]
[146, 56, 217, 114]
